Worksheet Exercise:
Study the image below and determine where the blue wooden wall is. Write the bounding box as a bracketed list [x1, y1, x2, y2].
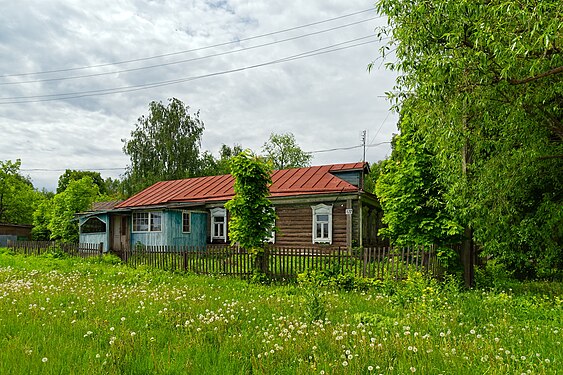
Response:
[130, 210, 208, 248]
[79, 213, 110, 252]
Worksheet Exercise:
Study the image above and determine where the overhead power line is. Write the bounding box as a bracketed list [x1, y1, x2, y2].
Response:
[0, 36, 380, 104]
[1, 17, 383, 86]
[1, 8, 380, 78]
[20, 142, 394, 173]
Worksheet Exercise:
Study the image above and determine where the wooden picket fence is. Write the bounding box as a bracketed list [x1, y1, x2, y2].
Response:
[7, 240, 438, 280]
[7, 240, 103, 258]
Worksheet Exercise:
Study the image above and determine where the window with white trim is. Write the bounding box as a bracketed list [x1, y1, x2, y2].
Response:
[312, 204, 332, 244]
[132, 212, 162, 232]
[182, 211, 191, 233]
[210, 207, 227, 241]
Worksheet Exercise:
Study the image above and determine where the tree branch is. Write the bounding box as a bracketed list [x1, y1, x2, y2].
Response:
[509, 65, 563, 85]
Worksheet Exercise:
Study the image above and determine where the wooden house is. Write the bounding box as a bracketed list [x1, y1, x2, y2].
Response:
[78, 163, 385, 251]
[0, 223, 33, 246]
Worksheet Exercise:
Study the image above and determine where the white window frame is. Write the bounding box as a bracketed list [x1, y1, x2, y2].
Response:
[182, 211, 191, 233]
[311, 204, 332, 244]
[210, 207, 227, 241]
[132, 211, 162, 233]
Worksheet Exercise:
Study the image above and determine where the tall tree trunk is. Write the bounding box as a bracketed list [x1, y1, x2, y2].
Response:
[461, 115, 475, 288]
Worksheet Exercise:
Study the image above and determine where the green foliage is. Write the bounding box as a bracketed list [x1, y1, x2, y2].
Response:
[122, 98, 205, 195]
[376, 110, 463, 246]
[375, 0, 563, 277]
[297, 266, 378, 292]
[48, 177, 100, 242]
[261, 132, 312, 170]
[56, 169, 107, 194]
[475, 259, 516, 291]
[304, 290, 327, 322]
[0, 159, 40, 225]
[224, 150, 275, 253]
[364, 159, 385, 194]
[197, 144, 244, 177]
[31, 194, 52, 240]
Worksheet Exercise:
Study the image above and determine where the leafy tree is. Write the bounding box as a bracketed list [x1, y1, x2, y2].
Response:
[103, 177, 125, 199]
[375, 106, 463, 246]
[57, 170, 107, 194]
[375, 0, 563, 279]
[262, 133, 312, 170]
[364, 159, 385, 194]
[215, 144, 244, 175]
[0, 159, 38, 225]
[49, 177, 100, 243]
[31, 195, 52, 240]
[195, 144, 244, 177]
[122, 98, 205, 195]
[224, 150, 276, 273]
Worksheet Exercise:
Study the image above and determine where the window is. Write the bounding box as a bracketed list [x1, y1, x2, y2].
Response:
[312, 204, 332, 244]
[182, 211, 191, 233]
[150, 212, 162, 231]
[81, 217, 106, 234]
[132, 212, 162, 232]
[210, 207, 227, 241]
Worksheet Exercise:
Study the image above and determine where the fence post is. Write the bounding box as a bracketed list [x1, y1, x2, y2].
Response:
[98, 243, 104, 257]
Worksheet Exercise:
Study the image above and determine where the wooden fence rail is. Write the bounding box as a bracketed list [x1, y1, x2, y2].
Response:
[6, 241, 438, 280]
[7, 240, 103, 258]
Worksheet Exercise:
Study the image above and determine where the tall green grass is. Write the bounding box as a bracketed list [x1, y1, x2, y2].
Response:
[0, 250, 561, 374]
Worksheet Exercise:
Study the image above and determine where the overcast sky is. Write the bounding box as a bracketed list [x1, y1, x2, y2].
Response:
[0, 0, 398, 192]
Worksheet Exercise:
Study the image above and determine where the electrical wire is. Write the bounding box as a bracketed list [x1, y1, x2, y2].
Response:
[0, 37, 379, 104]
[1, 8, 380, 78]
[1, 18, 384, 86]
[19, 142, 394, 172]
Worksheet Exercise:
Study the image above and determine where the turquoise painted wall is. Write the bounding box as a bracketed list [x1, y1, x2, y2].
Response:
[79, 213, 110, 251]
[130, 210, 208, 249]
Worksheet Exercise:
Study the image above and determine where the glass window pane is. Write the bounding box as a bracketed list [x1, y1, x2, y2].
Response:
[183, 212, 190, 233]
[150, 212, 162, 231]
[133, 212, 149, 232]
[317, 214, 329, 222]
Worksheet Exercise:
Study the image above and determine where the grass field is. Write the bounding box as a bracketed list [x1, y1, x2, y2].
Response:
[0, 250, 561, 374]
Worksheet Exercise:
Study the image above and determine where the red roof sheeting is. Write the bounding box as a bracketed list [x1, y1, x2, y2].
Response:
[116, 162, 366, 208]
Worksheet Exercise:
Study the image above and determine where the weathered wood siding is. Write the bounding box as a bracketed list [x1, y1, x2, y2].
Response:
[0, 224, 32, 238]
[274, 203, 349, 248]
[130, 210, 208, 248]
[166, 210, 207, 247]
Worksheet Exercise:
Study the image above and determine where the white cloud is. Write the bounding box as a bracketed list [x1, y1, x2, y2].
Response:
[0, 0, 398, 191]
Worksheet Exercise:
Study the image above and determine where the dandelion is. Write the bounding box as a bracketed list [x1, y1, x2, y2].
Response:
[42, 357, 48, 363]
[342, 361, 348, 367]
[121, 317, 126, 322]
[368, 365, 374, 371]
[410, 366, 416, 372]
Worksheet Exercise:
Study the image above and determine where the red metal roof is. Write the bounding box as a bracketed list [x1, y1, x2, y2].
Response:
[116, 162, 367, 208]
